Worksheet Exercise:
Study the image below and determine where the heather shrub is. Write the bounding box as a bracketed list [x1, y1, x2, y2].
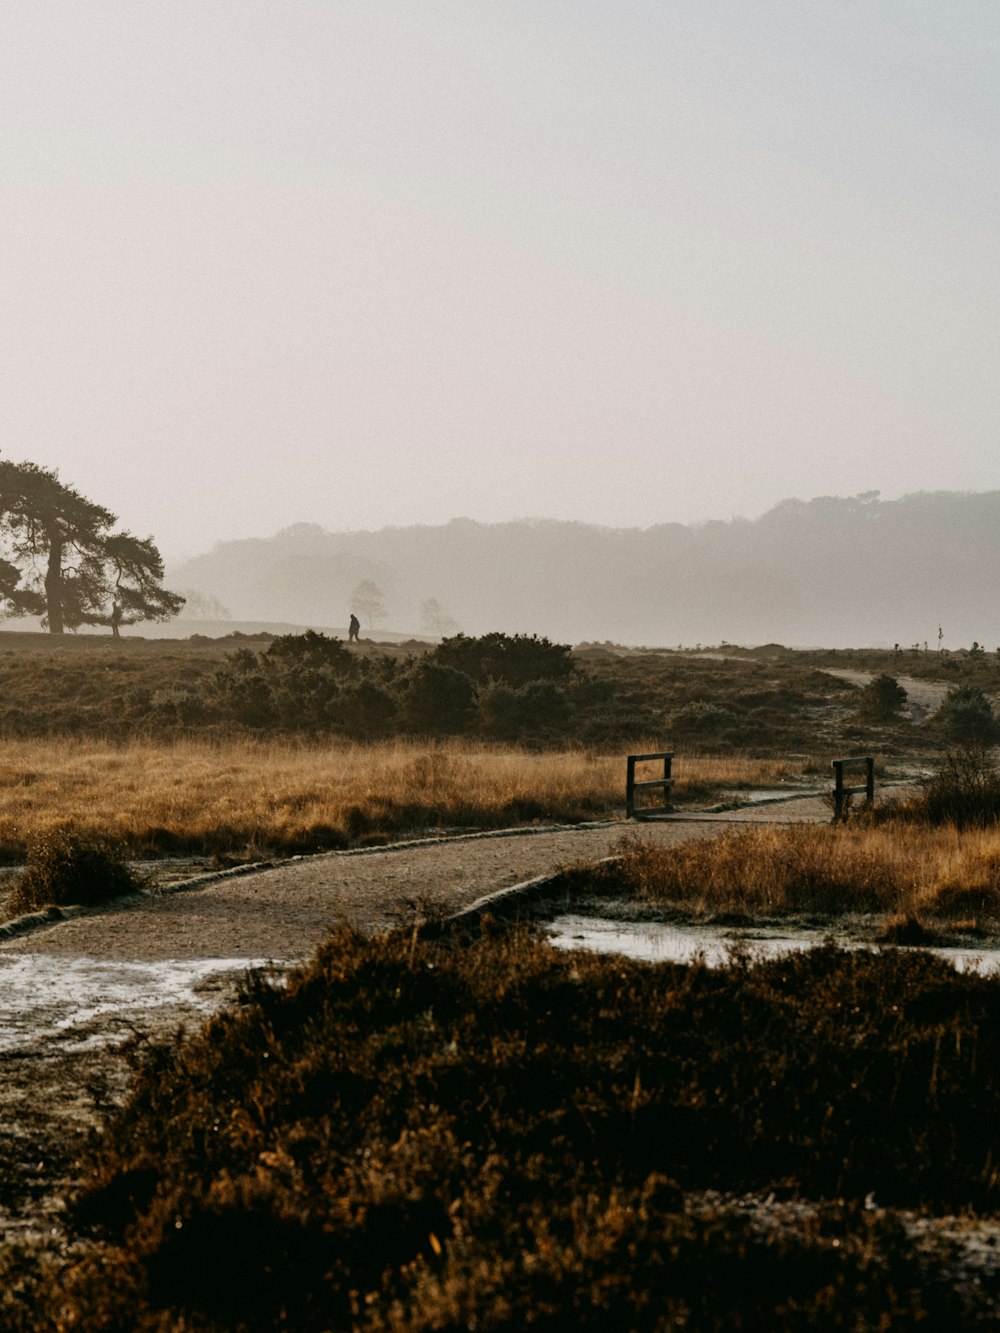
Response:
[48, 929, 1000, 1329]
[11, 829, 143, 913]
[476, 677, 573, 741]
[402, 661, 475, 732]
[857, 672, 907, 722]
[670, 700, 736, 736]
[936, 685, 1000, 744]
[913, 746, 1000, 828]
[433, 630, 574, 687]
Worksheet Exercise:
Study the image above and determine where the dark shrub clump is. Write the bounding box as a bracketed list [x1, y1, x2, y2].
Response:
[908, 746, 1000, 829]
[34, 927, 1000, 1329]
[857, 672, 907, 722]
[11, 829, 143, 913]
[937, 685, 1000, 744]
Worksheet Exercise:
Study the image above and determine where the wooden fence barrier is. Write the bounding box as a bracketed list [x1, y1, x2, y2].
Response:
[831, 756, 874, 822]
[626, 752, 674, 819]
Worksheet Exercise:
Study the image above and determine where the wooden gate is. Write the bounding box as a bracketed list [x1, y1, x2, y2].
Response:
[626, 752, 674, 819]
[831, 756, 874, 821]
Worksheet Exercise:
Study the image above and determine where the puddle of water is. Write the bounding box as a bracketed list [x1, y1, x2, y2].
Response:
[546, 915, 1000, 974]
[0, 955, 283, 1054]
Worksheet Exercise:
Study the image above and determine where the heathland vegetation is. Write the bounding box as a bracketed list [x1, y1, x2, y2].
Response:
[0, 737, 810, 863]
[0, 627, 995, 861]
[1, 626, 1000, 1323]
[554, 745, 1000, 938]
[587, 818, 1000, 930]
[2, 626, 994, 753]
[5, 929, 998, 1327]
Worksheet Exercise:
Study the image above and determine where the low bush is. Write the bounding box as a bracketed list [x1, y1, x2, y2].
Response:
[10, 829, 143, 913]
[856, 672, 907, 722]
[936, 685, 1000, 744]
[669, 700, 737, 736]
[29, 930, 999, 1328]
[888, 746, 1000, 830]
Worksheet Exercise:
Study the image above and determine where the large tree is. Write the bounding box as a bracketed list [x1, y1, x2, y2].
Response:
[0, 460, 184, 634]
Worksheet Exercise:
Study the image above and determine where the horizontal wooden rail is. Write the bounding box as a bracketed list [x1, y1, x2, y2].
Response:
[627, 752, 674, 819]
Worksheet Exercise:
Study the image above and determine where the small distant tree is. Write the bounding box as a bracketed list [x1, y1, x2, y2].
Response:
[420, 597, 459, 638]
[181, 588, 232, 621]
[350, 579, 387, 632]
[857, 673, 907, 722]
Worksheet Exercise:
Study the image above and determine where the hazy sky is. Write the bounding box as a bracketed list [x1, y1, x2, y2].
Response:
[2, 1, 998, 559]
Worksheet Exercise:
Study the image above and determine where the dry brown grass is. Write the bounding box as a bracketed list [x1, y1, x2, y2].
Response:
[612, 821, 1000, 922]
[0, 738, 814, 861]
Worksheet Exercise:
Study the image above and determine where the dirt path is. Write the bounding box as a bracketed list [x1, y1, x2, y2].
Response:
[0, 801, 831, 964]
[670, 650, 951, 724]
[820, 668, 949, 723]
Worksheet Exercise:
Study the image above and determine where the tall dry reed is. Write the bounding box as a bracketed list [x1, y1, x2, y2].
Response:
[613, 822, 1000, 921]
[0, 738, 814, 859]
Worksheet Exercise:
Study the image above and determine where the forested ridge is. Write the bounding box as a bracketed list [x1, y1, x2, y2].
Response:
[170, 489, 1000, 648]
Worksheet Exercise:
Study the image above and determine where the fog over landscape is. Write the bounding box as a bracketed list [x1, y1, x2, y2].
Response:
[2, 2, 999, 588]
[8, 8, 1000, 1324]
[169, 488, 1000, 648]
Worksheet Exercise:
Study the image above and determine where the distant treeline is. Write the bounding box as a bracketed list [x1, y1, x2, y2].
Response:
[169, 489, 1000, 647]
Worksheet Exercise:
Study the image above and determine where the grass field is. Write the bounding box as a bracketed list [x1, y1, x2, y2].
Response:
[0, 737, 817, 861]
[592, 819, 1000, 926]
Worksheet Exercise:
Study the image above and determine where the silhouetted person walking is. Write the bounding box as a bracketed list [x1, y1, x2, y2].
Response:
[348, 613, 360, 643]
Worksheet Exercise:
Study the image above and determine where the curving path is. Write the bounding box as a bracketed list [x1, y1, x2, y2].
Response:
[819, 668, 950, 723]
[0, 798, 832, 965]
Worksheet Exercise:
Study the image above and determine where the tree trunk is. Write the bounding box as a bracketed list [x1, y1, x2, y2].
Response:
[45, 536, 63, 634]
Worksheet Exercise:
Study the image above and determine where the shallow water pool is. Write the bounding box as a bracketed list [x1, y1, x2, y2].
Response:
[546, 914, 1000, 974]
[0, 954, 283, 1054]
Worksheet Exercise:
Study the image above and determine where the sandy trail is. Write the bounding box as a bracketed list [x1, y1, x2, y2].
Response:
[0, 800, 831, 964]
[820, 668, 949, 722]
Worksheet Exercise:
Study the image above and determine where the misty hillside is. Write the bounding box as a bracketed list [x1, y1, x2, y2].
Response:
[168, 490, 1000, 648]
